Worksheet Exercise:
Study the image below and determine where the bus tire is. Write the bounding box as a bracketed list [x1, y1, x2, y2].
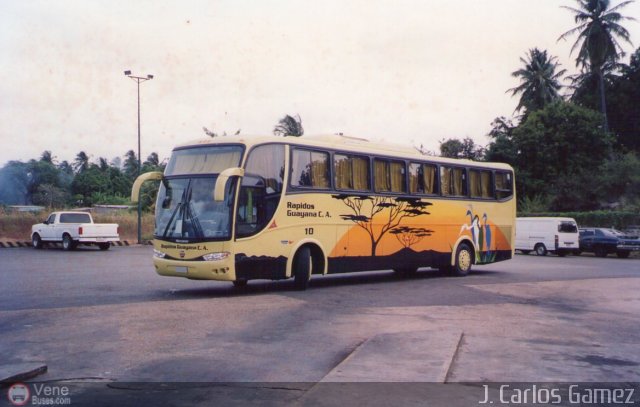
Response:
[534, 244, 547, 256]
[394, 267, 418, 278]
[293, 246, 312, 290]
[32, 234, 43, 249]
[62, 234, 76, 251]
[98, 243, 111, 251]
[233, 279, 248, 288]
[452, 243, 473, 277]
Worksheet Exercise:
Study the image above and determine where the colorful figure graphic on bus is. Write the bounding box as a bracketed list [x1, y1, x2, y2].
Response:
[460, 208, 495, 263]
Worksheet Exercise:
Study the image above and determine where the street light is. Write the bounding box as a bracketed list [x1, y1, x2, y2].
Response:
[124, 70, 154, 244]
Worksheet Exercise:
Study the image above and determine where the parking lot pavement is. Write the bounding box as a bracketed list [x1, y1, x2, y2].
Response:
[0, 247, 639, 404]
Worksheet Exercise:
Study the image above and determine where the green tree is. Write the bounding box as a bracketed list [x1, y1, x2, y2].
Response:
[71, 166, 109, 206]
[607, 47, 640, 152]
[98, 157, 110, 171]
[40, 150, 55, 164]
[26, 159, 62, 204]
[558, 0, 636, 131]
[596, 152, 640, 206]
[484, 117, 518, 164]
[144, 152, 160, 168]
[32, 183, 69, 208]
[123, 150, 139, 179]
[0, 161, 30, 204]
[274, 114, 304, 137]
[73, 151, 90, 173]
[507, 48, 566, 116]
[512, 101, 613, 210]
[439, 137, 485, 160]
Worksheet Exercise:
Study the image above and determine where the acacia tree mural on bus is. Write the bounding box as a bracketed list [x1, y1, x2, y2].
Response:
[332, 194, 433, 256]
[390, 226, 433, 249]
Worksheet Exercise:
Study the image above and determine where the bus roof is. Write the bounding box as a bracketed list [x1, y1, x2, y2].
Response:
[174, 134, 513, 171]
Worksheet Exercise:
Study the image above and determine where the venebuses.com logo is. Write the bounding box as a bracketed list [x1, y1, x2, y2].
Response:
[7, 383, 30, 406]
[6, 383, 72, 406]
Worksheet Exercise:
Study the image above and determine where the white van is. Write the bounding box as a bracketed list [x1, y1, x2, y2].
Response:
[515, 217, 580, 256]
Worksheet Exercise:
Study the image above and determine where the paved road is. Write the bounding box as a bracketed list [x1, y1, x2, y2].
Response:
[1, 247, 639, 405]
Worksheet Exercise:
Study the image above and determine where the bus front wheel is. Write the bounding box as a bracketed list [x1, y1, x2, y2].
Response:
[293, 246, 312, 290]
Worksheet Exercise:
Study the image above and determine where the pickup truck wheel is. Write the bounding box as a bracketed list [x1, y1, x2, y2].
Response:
[62, 234, 76, 251]
[98, 243, 111, 251]
[534, 244, 547, 256]
[617, 251, 630, 259]
[32, 234, 43, 249]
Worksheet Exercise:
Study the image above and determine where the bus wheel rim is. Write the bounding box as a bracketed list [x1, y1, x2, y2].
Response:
[459, 249, 471, 271]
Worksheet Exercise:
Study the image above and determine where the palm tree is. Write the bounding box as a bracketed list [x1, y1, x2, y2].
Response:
[507, 48, 567, 115]
[558, 0, 636, 131]
[567, 59, 621, 106]
[73, 151, 90, 173]
[273, 114, 304, 137]
[40, 150, 55, 164]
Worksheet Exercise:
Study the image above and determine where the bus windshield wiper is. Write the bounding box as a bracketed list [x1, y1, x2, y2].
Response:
[163, 186, 188, 238]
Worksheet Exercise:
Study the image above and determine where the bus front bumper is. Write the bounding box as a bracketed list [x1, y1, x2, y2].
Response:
[153, 257, 236, 281]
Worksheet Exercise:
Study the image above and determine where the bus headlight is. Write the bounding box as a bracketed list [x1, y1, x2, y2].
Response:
[154, 249, 167, 259]
[202, 252, 230, 261]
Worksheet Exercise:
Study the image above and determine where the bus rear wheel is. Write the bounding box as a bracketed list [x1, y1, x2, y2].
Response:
[452, 243, 473, 277]
[293, 246, 312, 290]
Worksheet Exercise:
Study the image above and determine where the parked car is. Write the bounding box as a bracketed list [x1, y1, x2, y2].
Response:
[31, 211, 120, 251]
[578, 227, 640, 258]
[515, 217, 580, 256]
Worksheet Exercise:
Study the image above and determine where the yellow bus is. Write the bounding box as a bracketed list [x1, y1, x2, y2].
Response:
[132, 134, 515, 289]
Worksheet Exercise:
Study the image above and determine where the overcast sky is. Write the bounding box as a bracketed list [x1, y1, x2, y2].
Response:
[1, 0, 639, 167]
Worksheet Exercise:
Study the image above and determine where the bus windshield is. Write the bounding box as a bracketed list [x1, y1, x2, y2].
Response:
[155, 177, 236, 241]
[165, 145, 243, 176]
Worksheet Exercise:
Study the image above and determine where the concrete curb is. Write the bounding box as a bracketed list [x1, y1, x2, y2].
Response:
[0, 241, 153, 248]
[320, 329, 464, 382]
[0, 363, 48, 386]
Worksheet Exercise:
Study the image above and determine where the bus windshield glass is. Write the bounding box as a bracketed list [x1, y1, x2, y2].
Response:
[155, 177, 236, 241]
[164, 145, 243, 176]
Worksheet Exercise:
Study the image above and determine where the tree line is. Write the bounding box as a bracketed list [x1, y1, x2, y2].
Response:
[439, 0, 639, 213]
[0, 150, 165, 208]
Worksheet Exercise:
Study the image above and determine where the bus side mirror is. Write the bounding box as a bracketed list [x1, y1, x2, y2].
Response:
[131, 171, 163, 203]
[213, 167, 245, 201]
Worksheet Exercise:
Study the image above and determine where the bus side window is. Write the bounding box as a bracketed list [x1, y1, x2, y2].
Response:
[495, 171, 513, 200]
[441, 166, 467, 197]
[374, 159, 406, 193]
[469, 169, 493, 199]
[334, 154, 370, 191]
[238, 144, 285, 238]
[291, 148, 330, 189]
[409, 162, 437, 195]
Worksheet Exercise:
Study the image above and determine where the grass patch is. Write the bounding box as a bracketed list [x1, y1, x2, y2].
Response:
[0, 208, 155, 242]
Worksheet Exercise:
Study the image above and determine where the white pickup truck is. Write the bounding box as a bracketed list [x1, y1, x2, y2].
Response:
[31, 211, 120, 251]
